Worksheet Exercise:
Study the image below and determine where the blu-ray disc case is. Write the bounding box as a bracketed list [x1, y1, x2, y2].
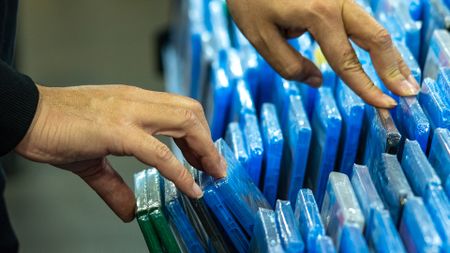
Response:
[249, 208, 284, 253]
[365, 209, 406, 253]
[275, 200, 305, 252]
[428, 128, 450, 182]
[240, 113, 264, 186]
[423, 29, 450, 80]
[419, 78, 450, 134]
[225, 122, 249, 171]
[312, 236, 336, 253]
[423, 186, 450, 251]
[338, 224, 369, 253]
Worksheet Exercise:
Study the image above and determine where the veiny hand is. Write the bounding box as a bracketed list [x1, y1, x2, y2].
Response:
[15, 84, 226, 222]
[227, 0, 420, 108]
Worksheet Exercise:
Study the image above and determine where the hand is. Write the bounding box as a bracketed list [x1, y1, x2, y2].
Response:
[15, 84, 226, 222]
[227, 0, 420, 108]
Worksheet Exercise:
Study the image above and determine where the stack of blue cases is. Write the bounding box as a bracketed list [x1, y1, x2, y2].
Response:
[259, 103, 284, 207]
[419, 76, 450, 134]
[240, 113, 264, 186]
[250, 208, 283, 253]
[225, 122, 249, 171]
[306, 87, 342, 206]
[229, 79, 255, 123]
[423, 185, 450, 251]
[279, 94, 311, 205]
[275, 200, 305, 252]
[428, 128, 450, 196]
[335, 79, 365, 176]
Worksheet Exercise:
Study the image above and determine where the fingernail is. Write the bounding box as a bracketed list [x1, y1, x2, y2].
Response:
[219, 156, 227, 178]
[399, 77, 420, 96]
[192, 183, 203, 199]
[304, 76, 322, 87]
[381, 94, 398, 108]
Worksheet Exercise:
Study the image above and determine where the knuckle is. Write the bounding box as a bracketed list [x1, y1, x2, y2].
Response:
[338, 49, 362, 74]
[173, 168, 191, 185]
[155, 143, 172, 162]
[308, 1, 337, 20]
[181, 108, 200, 129]
[372, 28, 392, 49]
[280, 62, 304, 80]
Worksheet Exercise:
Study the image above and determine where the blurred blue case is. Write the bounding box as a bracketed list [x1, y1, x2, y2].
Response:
[311, 236, 336, 253]
[399, 197, 443, 253]
[273, 77, 300, 129]
[240, 113, 264, 186]
[351, 164, 384, 221]
[419, 78, 450, 133]
[260, 104, 284, 207]
[424, 186, 450, 251]
[225, 122, 249, 171]
[306, 87, 342, 206]
[204, 0, 231, 51]
[365, 209, 406, 253]
[279, 95, 312, 205]
[294, 189, 326, 252]
[321, 172, 365, 247]
[436, 67, 450, 97]
[275, 200, 305, 253]
[401, 139, 441, 196]
[335, 79, 365, 176]
[250, 208, 283, 253]
[423, 29, 450, 80]
[374, 153, 414, 225]
[339, 225, 369, 253]
[428, 128, 450, 182]
[229, 79, 256, 123]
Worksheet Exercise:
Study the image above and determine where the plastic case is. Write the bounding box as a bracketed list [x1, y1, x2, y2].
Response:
[373, 154, 414, 225]
[273, 78, 301, 129]
[351, 164, 385, 221]
[424, 29, 450, 80]
[365, 209, 406, 253]
[321, 172, 365, 246]
[225, 122, 249, 170]
[312, 236, 336, 253]
[428, 128, 450, 182]
[229, 79, 256, 123]
[436, 67, 450, 97]
[294, 189, 326, 252]
[306, 87, 342, 206]
[338, 224, 369, 253]
[250, 208, 284, 253]
[275, 200, 305, 252]
[419, 78, 450, 133]
[279, 95, 312, 205]
[401, 139, 441, 196]
[335, 79, 365, 176]
[399, 197, 443, 252]
[259, 104, 284, 207]
[423, 186, 450, 251]
[240, 113, 264, 186]
[395, 41, 422, 82]
[395, 96, 431, 153]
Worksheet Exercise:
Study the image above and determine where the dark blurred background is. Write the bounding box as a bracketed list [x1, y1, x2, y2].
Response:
[3, 0, 170, 252]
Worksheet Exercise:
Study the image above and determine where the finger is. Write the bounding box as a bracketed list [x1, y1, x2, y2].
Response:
[342, 0, 419, 96]
[135, 103, 226, 178]
[308, 8, 397, 108]
[247, 22, 322, 87]
[124, 131, 203, 199]
[68, 158, 136, 222]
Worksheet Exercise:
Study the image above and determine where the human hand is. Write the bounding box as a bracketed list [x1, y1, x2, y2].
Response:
[227, 0, 420, 108]
[15, 84, 226, 222]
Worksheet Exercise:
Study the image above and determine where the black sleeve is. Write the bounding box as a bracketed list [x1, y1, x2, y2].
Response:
[0, 60, 39, 156]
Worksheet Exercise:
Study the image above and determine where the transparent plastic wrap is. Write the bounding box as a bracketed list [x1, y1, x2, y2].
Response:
[214, 139, 271, 235]
[424, 186, 450, 251]
[351, 164, 384, 221]
[294, 189, 326, 252]
[306, 87, 342, 206]
[338, 224, 369, 253]
[359, 107, 401, 177]
[312, 45, 337, 90]
[229, 79, 256, 123]
[401, 139, 441, 196]
[423, 29, 450, 80]
[374, 154, 414, 225]
[163, 178, 206, 253]
[260, 104, 284, 207]
[428, 128, 450, 182]
[239, 113, 264, 186]
[275, 200, 305, 252]
[312, 236, 336, 253]
[421, 0, 450, 67]
[365, 209, 406, 253]
[225, 122, 249, 169]
[321, 172, 365, 247]
[335, 79, 365, 176]
[250, 208, 283, 253]
[279, 95, 311, 205]
[419, 78, 450, 133]
[395, 41, 422, 82]
[399, 197, 443, 253]
[395, 96, 431, 153]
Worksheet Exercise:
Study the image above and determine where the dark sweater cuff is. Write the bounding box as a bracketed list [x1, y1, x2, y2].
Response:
[0, 60, 39, 156]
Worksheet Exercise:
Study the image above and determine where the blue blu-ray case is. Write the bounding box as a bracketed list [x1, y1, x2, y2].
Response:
[259, 103, 284, 207]
[249, 208, 284, 253]
[401, 139, 441, 196]
[351, 164, 385, 221]
[294, 189, 326, 252]
[272, 78, 301, 129]
[423, 186, 450, 251]
[335, 79, 365, 176]
[419, 78, 450, 134]
[399, 197, 443, 253]
[240, 113, 264, 186]
[374, 153, 414, 225]
[225, 122, 249, 170]
[365, 209, 406, 253]
[275, 200, 305, 253]
[312, 236, 336, 253]
[279, 95, 312, 205]
[423, 29, 450, 80]
[395, 41, 422, 82]
[436, 67, 450, 97]
[428, 128, 450, 182]
[339, 224, 369, 253]
[306, 87, 342, 206]
[229, 79, 256, 123]
[321, 172, 365, 246]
